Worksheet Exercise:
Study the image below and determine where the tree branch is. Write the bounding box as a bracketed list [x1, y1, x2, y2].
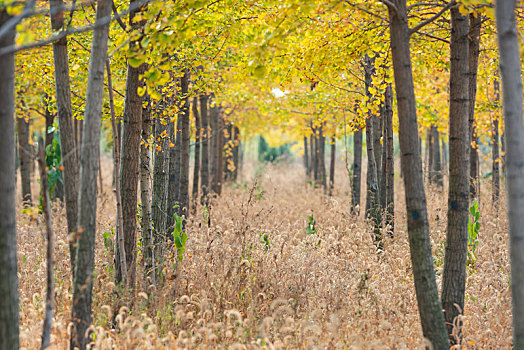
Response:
[409, 0, 456, 36]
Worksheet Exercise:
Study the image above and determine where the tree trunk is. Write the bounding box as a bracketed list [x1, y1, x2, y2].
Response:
[107, 60, 127, 291]
[17, 115, 32, 205]
[385, 84, 395, 235]
[387, 1, 449, 348]
[0, 9, 19, 350]
[329, 136, 335, 196]
[70, 1, 112, 348]
[304, 136, 309, 178]
[430, 125, 442, 187]
[425, 128, 431, 181]
[216, 109, 224, 196]
[191, 96, 200, 212]
[151, 111, 170, 277]
[117, 1, 146, 288]
[167, 105, 181, 235]
[37, 138, 55, 350]
[200, 94, 210, 205]
[319, 124, 327, 189]
[309, 132, 315, 178]
[351, 128, 363, 214]
[232, 126, 240, 181]
[493, 78, 501, 204]
[178, 69, 191, 221]
[140, 98, 154, 284]
[496, 1, 524, 346]
[364, 55, 381, 242]
[441, 6, 470, 346]
[50, 0, 79, 276]
[469, 13, 481, 198]
[209, 96, 218, 195]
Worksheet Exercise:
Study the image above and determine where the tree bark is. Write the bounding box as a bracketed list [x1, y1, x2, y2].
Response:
[167, 102, 181, 235]
[70, 1, 112, 348]
[430, 125, 442, 187]
[151, 110, 170, 277]
[117, 0, 146, 288]
[329, 136, 335, 196]
[232, 126, 240, 181]
[209, 95, 219, 195]
[304, 136, 309, 178]
[469, 13, 481, 198]
[0, 9, 19, 350]
[387, 1, 449, 348]
[178, 69, 191, 221]
[493, 78, 501, 203]
[216, 108, 224, 196]
[364, 55, 381, 242]
[441, 7, 470, 345]
[351, 128, 363, 214]
[199, 94, 210, 205]
[191, 96, 200, 212]
[140, 98, 154, 284]
[50, 0, 79, 276]
[17, 115, 32, 205]
[37, 138, 55, 350]
[385, 84, 395, 235]
[107, 60, 127, 291]
[496, 1, 524, 346]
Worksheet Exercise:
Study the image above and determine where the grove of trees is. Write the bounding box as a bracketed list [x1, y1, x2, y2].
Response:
[0, 0, 523, 349]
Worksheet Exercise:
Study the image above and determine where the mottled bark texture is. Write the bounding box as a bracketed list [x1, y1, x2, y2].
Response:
[178, 69, 191, 221]
[50, 0, 79, 275]
[191, 96, 200, 212]
[385, 84, 395, 234]
[70, 0, 112, 349]
[199, 94, 210, 205]
[441, 7, 470, 345]
[351, 129, 363, 214]
[493, 78, 501, 203]
[496, 1, 524, 346]
[0, 9, 19, 350]
[387, 1, 449, 348]
[17, 115, 32, 205]
[469, 13, 481, 198]
[430, 125, 442, 187]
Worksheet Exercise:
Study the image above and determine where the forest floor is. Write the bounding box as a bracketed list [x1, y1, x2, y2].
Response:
[17, 158, 512, 349]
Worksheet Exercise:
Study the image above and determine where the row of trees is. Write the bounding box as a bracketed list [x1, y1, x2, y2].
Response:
[0, 0, 523, 349]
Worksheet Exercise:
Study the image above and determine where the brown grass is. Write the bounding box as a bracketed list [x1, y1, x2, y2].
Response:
[17, 158, 512, 349]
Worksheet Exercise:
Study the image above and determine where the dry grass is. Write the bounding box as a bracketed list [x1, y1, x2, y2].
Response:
[16, 158, 512, 349]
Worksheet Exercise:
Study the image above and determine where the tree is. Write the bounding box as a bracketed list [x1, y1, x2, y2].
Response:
[441, 5, 470, 344]
[385, 0, 450, 348]
[117, 0, 147, 289]
[495, 0, 524, 347]
[191, 96, 200, 212]
[16, 114, 32, 205]
[49, 0, 79, 275]
[0, 7, 19, 350]
[351, 128, 363, 214]
[70, 0, 112, 348]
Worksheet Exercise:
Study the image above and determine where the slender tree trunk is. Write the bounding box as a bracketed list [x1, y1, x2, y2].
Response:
[151, 111, 170, 277]
[351, 129, 363, 214]
[200, 94, 210, 205]
[304, 136, 310, 178]
[441, 7, 470, 345]
[216, 109, 224, 195]
[380, 113, 387, 211]
[442, 140, 448, 172]
[140, 98, 154, 283]
[496, 1, 524, 346]
[191, 96, 200, 212]
[38, 138, 55, 350]
[232, 126, 240, 181]
[210, 95, 220, 195]
[309, 132, 315, 178]
[70, 1, 112, 348]
[117, 0, 146, 288]
[430, 125, 442, 187]
[107, 60, 127, 290]
[427, 129, 433, 183]
[0, 9, 19, 350]
[364, 55, 381, 241]
[319, 124, 327, 190]
[17, 115, 32, 205]
[493, 78, 501, 204]
[469, 13, 481, 198]
[167, 106, 181, 235]
[385, 84, 395, 235]
[50, 0, 79, 276]
[178, 69, 191, 221]
[329, 136, 335, 196]
[387, 1, 449, 348]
